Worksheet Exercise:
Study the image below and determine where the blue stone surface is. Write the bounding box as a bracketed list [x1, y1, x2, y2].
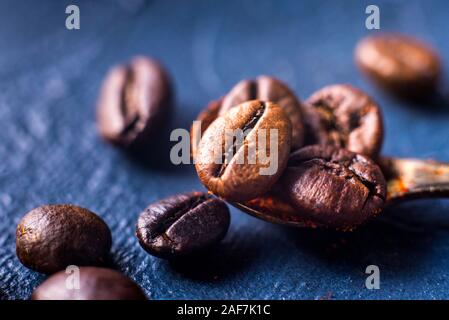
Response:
[0, 0, 448, 300]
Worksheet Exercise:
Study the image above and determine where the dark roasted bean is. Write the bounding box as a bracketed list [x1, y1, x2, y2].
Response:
[219, 76, 305, 150]
[32, 267, 146, 300]
[195, 100, 292, 201]
[355, 33, 441, 99]
[279, 145, 386, 230]
[16, 204, 112, 274]
[136, 192, 230, 259]
[304, 84, 383, 158]
[97, 56, 172, 149]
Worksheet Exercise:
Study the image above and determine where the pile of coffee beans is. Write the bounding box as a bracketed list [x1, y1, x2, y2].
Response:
[12, 32, 444, 299]
[189, 33, 443, 231]
[192, 80, 387, 230]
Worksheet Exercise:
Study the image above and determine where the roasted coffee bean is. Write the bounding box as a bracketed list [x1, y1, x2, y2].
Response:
[279, 145, 386, 230]
[136, 192, 230, 259]
[190, 97, 222, 159]
[16, 204, 112, 274]
[304, 84, 383, 158]
[219, 76, 305, 150]
[355, 33, 441, 99]
[195, 100, 292, 201]
[97, 56, 172, 149]
[32, 267, 146, 300]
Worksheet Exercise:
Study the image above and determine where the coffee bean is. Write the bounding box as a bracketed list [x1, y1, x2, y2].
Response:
[304, 84, 383, 158]
[195, 100, 292, 201]
[16, 204, 112, 274]
[136, 192, 230, 259]
[97, 56, 172, 149]
[355, 33, 441, 99]
[32, 267, 146, 300]
[279, 145, 386, 230]
[219, 76, 305, 150]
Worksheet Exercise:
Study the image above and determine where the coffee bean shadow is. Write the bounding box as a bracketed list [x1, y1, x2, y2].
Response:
[123, 104, 200, 174]
[124, 139, 190, 175]
[104, 253, 121, 270]
[388, 88, 449, 114]
[283, 202, 449, 276]
[166, 239, 261, 282]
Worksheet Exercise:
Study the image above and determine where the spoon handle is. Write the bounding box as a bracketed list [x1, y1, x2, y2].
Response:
[380, 156, 449, 204]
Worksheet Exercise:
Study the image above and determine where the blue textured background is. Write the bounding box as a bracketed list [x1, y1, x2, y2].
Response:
[1, 0, 449, 300]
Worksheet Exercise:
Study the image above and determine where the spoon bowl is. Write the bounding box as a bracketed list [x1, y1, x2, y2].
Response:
[232, 156, 449, 229]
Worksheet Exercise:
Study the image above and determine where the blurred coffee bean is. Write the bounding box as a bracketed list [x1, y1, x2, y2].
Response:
[195, 100, 292, 201]
[97, 56, 172, 150]
[16, 204, 111, 274]
[280, 145, 386, 230]
[32, 267, 146, 300]
[219, 76, 305, 150]
[355, 33, 441, 99]
[136, 192, 230, 259]
[304, 84, 383, 158]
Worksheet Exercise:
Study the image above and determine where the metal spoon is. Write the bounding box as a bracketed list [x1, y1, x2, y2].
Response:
[232, 156, 449, 228]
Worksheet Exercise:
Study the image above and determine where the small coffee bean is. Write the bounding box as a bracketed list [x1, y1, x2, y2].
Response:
[219, 76, 305, 150]
[195, 100, 292, 201]
[304, 84, 383, 158]
[355, 33, 441, 99]
[32, 267, 146, 300]
[279, 145, 386, 230]
[136, 192, 230, 259]
[97, 56, 172, 149]
[16, 204, 112, 274]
